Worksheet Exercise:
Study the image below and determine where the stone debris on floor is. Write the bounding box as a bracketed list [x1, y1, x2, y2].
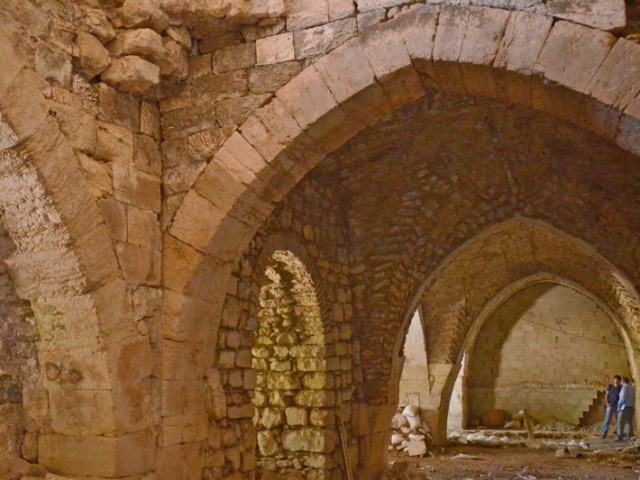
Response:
[389, 405, 434, 457]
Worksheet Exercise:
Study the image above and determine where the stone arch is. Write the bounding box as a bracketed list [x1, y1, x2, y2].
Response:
[253, 250, 336, 478]
[388, 217, 640, 445]
[0, 37, 153, 476]
[208, 231, 343, 479]
[161, 4, 640, 477]
[461, 275, 636, 428]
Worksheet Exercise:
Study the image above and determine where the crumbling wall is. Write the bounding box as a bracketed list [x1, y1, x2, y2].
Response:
[468, 283, 632, 425]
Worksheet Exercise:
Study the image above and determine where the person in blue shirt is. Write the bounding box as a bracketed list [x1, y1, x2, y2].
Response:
[616, 376, 636, 442]
[602, 375, 622, 439]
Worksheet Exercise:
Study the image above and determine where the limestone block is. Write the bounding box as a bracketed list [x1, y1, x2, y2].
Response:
[547, 0, 626, 32]
[228, 403, 254, 419]
[310, 408, 335, 427]
[293, 18, 357, 59]
[295, 390, 335, 407]
[39, 430, 155, 477]
[213, 42, 257, 74]
[158, 37, 189, 80]
[267, 372, 302, 389]
[81, 5, 116, 43]
[458, 7, 509, 98]
[156, 442, 204, 480]
[140, 101, 161, 140]
[100, 198, 127, 242]
[315, 38, 391, 127]
[167, 26, 192, 50]
[494, 11, 553, 106]
[282, 428, 338, 453]
[286, 407, 309, 425]
[329, 0, 355, 20]
[78, 153, 113, 198]
[315, 39, 375, 104]
[288, 0, 329, 30]
[36, 44, 72, 87]
[169, 189, 225, 253]
[0, 69, 49, 142]
[97, 84, 141, 131]
[134, 133, 161, 175]
[75, 31, 111, 78]
[357, 0, 406, 12]
[115, 242, 161, 285]
[257, 430, 280, 455]
[276, 64, 363, 152]
[109, 29, 165, 63]
[50, 103, 98, 155]
[432, 4, 469, 93]
[260, 407, 285, 428]
[276, 65, 336, 130]
[49, 389, 116, 435]
[303, 372, 333, 389]
[95, 122, 133, 163]
[162, 380, 206, 417]
[215, 93, 271, 127]
[122, 0, 170, 32]
[249, 61, 302, 94]
[102, 56, 160, 93]
[113, 164, 161, 211]
[127, 206, 160, 248]
[192, 70, 248, 104]
[257, 33, 295, 65]
[395, 5, 439, 68]
[357, 9, 385, 31]
[534, 21, 615, 94]
[360, 20, 424, 107]
[588, 39, 640, 111]
[163, 291, 216, 343]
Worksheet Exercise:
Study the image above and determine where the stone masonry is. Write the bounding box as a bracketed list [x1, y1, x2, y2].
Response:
[1, 0, 640, 479]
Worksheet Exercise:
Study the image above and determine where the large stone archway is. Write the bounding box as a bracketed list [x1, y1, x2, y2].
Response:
[0, 31, 154, 476]
[393, 218, 640, 446]
[161, 6, 640, 478]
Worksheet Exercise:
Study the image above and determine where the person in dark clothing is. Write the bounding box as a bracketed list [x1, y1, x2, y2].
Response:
[602, 375, 622, 439]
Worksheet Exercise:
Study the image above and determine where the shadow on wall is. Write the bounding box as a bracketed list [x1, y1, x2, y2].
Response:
[466, 283, 632, 427]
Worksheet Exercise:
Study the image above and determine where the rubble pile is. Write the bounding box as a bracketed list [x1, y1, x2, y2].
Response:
[389, 405, 432, 457]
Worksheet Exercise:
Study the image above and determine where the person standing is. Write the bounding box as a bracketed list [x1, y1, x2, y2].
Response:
[616, 377, 636, 442]
[602, 375, 622, 439]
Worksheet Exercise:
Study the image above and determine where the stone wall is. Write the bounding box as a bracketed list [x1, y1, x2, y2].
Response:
[1, 0, 640, 478]
[467, 283, 631, 425]
[208, 168, 355, 480]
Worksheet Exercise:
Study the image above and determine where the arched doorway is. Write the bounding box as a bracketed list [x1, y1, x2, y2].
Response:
[461, 281, 633, 429]
[252, 250, 337, 479]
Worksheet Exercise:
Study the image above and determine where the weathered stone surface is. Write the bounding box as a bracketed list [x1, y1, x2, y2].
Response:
[35, 44, 72, 87]
[282, 428, 337, 453]
[288, 0, 329, 30]
[293, 18, 357, 59]
[101, 56, 160, 93]
[75, 31, 111, 78]
[535, 21, 615, 94]
[249, 61, 303, 94]
[122, 0, 170, 31]
[257, 32, 295, 65]
[109, 29, 165, 62]
[547, 0, 626, 32]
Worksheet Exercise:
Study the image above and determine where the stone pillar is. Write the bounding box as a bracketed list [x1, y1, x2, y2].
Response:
[352, 402, 396, 480]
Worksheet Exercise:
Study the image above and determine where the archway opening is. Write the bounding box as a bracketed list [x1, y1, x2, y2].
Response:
[449, 282, 633, 434]
[252, 250, 337, 479]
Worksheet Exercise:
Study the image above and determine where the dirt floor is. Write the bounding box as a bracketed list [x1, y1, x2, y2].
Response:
[391, 446, 640, 479]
